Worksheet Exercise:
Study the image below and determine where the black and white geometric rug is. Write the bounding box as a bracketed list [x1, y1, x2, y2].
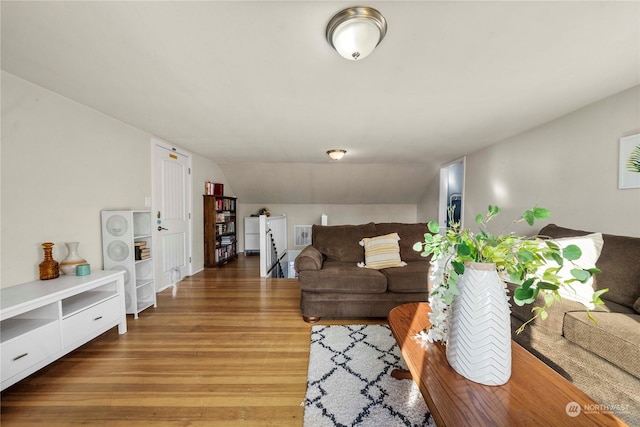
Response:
[303, 325, 435, 427]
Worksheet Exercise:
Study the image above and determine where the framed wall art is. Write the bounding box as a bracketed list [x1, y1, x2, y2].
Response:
[619, 133, 640, 189]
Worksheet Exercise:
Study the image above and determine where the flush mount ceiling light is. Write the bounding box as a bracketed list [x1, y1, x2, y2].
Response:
[327, 149, 347, 160]
[326, 6, 387, 60]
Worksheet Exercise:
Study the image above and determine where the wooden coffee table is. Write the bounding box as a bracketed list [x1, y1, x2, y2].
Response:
[388, 302, 625, 426]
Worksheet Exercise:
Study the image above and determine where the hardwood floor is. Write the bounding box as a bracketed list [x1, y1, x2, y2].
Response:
[1, 256, 383, 426]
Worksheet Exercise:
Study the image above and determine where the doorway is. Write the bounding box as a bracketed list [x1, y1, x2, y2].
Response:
[151, 138, 193, 294]
[439, 157, 466, 230]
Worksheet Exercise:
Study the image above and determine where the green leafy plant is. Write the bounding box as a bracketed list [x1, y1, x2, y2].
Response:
[413, 205, 606, 340]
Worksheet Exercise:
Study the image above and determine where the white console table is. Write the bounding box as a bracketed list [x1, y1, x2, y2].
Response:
[0, 270, 127, 390]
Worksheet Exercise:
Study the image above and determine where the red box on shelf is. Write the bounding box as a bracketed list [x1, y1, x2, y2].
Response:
[213, 183, 224, 196]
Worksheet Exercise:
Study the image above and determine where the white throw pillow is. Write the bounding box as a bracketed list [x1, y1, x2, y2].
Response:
[357, 233, 407, 270]
[538, 233, 603, 309]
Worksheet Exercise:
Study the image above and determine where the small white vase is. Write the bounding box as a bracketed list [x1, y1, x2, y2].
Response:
[446, 261, 512, 386]
[59, 242, 87, 275]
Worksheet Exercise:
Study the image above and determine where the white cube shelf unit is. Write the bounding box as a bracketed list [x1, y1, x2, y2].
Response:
[101, 210, 157, 319]
[0, 270, 127, 391]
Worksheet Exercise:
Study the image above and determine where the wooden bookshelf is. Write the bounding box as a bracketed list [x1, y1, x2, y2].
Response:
[204, 195, 237, 267]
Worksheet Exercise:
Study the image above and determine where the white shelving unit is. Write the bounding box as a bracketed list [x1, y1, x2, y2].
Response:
[101, 210, 157, 319]
[0, 270, 127, 391]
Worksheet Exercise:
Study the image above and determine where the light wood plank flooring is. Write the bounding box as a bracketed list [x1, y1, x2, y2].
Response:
[1, 256, 383, 426]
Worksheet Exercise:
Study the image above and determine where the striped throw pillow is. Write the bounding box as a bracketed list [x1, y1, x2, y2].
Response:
[357, 233, 407, 270]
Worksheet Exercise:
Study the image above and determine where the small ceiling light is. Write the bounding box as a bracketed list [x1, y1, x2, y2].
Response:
[327, 149, 347, 160]
[326, 6, 387, 61]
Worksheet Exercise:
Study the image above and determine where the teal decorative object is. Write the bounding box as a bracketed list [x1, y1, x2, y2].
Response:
[76, 263, 91, 276]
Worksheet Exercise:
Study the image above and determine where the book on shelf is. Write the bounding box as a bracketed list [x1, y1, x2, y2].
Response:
[204, 182, 224, 196]
[135, 245, 151, 260]
[215, 198, 236, 212]
[221, 237, 236, 245]
[215, 246, 235, 262]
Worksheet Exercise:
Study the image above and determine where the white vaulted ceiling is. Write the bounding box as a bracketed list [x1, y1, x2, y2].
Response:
[2, 1, 638, 204]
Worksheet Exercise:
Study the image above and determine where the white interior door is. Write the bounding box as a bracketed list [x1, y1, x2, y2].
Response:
[152, 140, 191, 293]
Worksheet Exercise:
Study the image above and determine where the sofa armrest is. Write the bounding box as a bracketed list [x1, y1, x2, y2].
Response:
[295, 246, 324, 272]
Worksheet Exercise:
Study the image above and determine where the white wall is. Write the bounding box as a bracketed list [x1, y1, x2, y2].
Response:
[462, 86, 640, 237]
[1, 72, 152, 287]
[417, 170, 440, 223]
[237, 203, 418, 252]
[1, 72, 227, 287]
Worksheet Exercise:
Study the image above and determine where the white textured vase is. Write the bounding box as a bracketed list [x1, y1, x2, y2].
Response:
[446, 262, 512, 386]
[59, 242, 87, 275]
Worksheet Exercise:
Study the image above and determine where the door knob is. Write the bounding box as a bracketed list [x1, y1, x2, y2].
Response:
[158, 226, 168, 231]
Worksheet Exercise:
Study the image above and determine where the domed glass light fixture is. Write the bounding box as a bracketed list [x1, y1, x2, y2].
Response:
[326, 6, 387, 60]
[327, 149, 347, 160]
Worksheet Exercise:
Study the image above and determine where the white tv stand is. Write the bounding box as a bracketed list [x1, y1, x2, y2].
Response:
[0, 270, 127, 391]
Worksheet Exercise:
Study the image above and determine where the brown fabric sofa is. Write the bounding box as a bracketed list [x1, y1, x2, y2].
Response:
[508, 224, 640, 425]
[294, 222, 430, 322]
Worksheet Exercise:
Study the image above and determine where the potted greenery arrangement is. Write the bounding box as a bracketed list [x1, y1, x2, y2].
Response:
[412, 205, 606, 385]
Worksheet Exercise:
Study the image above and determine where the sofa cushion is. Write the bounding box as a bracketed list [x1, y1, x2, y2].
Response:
[382, 262, 430, 293]
[297, 261, 387, 293]
[312, 223, 376, 263]
[358, 233, 407, 270]
[507, 281, 608, 335]
[375, 223, 430, 262]
[563, 311, 640, 378]
[535, 233, 603, 309]
[635, 297, 640, 314]
[539, 224, 640, 310]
